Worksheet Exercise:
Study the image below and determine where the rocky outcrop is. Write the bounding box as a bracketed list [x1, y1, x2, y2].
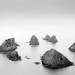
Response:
[29, 35, 39, 45]
[43, 35, 58, 43]
[0, 38, 19, 53]
[43, 34, 50, 41]
[49, 35, 58, 43]
[41, 49, 73, 69]
[7, 51, 21, 61]
[69, 42, 75, 52]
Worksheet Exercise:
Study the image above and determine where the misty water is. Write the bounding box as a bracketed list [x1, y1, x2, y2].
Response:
[0, 24, 75, 75]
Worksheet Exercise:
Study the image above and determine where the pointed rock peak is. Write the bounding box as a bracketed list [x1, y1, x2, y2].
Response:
[50, 35, 58, 43]
[30, 35, 39, 45]
[69, 42, 75, 52]
[45, 34, 50, 38]
[43, 34, 50, 41]
[50, 35, 57, 40]
[41, 49, 73, 69]
[30, 35, 38, 39]
[72, 42, 75, 45]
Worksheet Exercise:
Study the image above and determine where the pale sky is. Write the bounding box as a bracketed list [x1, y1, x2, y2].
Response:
[0, 0, 75, 41]
[0, 0, 75, 16]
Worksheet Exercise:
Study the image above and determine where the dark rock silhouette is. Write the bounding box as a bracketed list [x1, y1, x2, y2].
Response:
[69, 42, 75, 52]
[49, 35, 58, 43]
[34, 62, 40, 65]
[0, 38, 19, 53]
[43, 34, 50, 41]
[7, 51, 21, 61]
[41, 49, 73, 69]
[29, 35, 39, 45]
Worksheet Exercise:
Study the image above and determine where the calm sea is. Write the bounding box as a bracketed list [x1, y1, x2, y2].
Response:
[0, 24, 75, 75]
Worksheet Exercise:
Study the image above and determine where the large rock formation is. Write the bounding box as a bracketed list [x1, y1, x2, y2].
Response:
[41, 49, 73, 69]
[7, 51, 21, 61]
[29, 35, 39, 45]
[43, 34, 50, 41]
[69, 42, 75, 52]
[0, 38, 19, 53]
[49, 35, 58, 43]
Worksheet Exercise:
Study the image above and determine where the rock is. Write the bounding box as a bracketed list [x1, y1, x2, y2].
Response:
[43, 35, 58, 43]
[34, 62, 40, 65]
[41, 49, 73, 69]
[49, 35, 58, 43]
[25, 56, 30, 59]
[43, 34, 50, 41]
[29, 35, 39, 45]
[0, 38, 19, 53]
[7, 51, 21, 61]
[69, 42, 75, 52]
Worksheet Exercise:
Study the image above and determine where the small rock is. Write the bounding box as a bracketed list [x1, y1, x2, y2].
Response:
[25, 56, 30, 59]
[29, 35, 39, 45]
[34, 62, 40, 65]
[26, 42, 29, 43]
[43, 34, 50, 41]
[7, 51, 21, 61]
[49, 35, 58, 43]
[69, 42, 75, 52]
[41, 49, 73, 69]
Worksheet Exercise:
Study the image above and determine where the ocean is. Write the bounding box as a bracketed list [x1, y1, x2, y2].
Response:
[0, 17, 75, 75]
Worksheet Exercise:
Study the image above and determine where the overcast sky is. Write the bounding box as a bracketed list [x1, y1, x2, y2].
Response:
[0, 0, 75, 39]
[0, 0, 75, 16]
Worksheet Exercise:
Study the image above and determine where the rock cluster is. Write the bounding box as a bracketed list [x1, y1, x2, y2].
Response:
[43, 35, 58, 43]
[0, 38, 21, 61]
[41, 49, 73, 69]
[69, 42, 75, 52]
[29, 35, 39, 45]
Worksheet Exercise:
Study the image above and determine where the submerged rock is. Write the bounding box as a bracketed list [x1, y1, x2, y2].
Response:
[41, 49, 73, 69]
[7, 51, 21, 61]
[69, 42, 75, 52]
[25, 56, 30, 59]
[29, 35, 39, 45]
[43, 34, 50, 41]
[49, 35, 58, 43]
[0, 38, 19, 53]
[34, 62, 40, 65]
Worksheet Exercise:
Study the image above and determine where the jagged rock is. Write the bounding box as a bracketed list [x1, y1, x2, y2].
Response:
[0, 38, 19, 53]
[34, 62, 40, 65]
[69, 42, 75, 52]
[29, 35, 39, 45]
[7, 51, 21, 61]
[41, 49, 73, 69]
[43, 34, 50, 41]
[49, 35, 58, 43]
